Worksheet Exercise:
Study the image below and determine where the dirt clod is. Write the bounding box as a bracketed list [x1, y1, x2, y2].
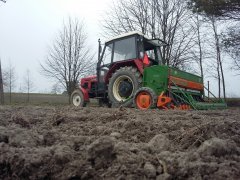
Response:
[197, 137, 240, 157]
[52, 114, 65, 126]
[11, 113, 30, 128]
[156, 165, 163, 175]
[147, 134, 169, 153]
[156, 173, 171, 180]
[144, 162, 157, 178]
[110, 132, 122, 139]
[0, 134, 8, 144]
[88, 136, 115, 160]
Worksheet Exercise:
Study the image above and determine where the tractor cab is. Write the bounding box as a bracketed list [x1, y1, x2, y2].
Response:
[98, 31, 163, 68]
[96, 32, 165, 97]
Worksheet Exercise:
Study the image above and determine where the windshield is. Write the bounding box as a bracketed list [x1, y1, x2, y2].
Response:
[102, 43, 113, 65]
[113, 37, 137, 62]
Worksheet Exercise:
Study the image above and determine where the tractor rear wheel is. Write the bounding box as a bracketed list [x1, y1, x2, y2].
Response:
[108, 66, 142, 107]
[71, 89, 86, 107]
[134, 87, 157, 110]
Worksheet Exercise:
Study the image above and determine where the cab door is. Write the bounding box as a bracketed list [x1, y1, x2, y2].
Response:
[97, 43, 113, 93]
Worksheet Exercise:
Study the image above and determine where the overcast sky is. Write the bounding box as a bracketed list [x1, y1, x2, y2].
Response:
[0, 0, 111, 93]
[0, 0, 239, 96]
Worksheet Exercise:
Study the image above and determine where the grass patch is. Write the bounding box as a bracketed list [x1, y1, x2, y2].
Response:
[3, 93, 69, 105]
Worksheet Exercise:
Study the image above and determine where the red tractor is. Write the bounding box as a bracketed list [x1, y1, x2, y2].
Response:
[71, 31, 164, 107]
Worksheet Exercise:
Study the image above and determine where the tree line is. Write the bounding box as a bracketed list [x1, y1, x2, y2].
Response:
[0, 60, 34, 104]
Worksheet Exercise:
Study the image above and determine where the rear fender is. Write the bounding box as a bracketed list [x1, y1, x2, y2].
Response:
[105, 59, 143, 83]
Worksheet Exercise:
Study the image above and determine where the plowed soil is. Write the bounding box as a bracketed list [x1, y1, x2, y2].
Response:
[0, 106, 240, 180]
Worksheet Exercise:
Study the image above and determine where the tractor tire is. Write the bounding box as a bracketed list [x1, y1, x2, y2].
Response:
[71, 89, 87, 107]
[134, 87, 157, 110]
[108, 66, 142, 107]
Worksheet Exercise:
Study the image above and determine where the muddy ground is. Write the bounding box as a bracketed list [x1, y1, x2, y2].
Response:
[0, 106, 240, 180]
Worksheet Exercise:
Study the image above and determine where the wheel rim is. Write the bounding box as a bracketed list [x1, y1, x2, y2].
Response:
[72, 93, 82, 106]
[136, 92, 151, 109]
[112, 75, 134, 102]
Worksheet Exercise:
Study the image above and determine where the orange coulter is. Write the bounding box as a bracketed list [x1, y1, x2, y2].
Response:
[156, 92, 191, 110]
[157, 92, 172, 109]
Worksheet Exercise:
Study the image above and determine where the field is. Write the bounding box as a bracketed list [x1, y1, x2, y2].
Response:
[3, 93, 69, 105]
[3, 93, 240, 107]
[0, 105, 240, 179]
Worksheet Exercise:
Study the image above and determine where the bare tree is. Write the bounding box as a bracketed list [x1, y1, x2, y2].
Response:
[51, 83, 62, 94]
[4, 61, 17, 104]
[102, 0, 197, 68]
[23, 69, 34, 103]
[41, 17, 95, 102]
[191, 14, 204, 78]
[222, 24, 240, 74]
[201, 17, 226, 99]
[189, 0, 240, 20]
[209, 17, 226, 100]
[205, 57, 221, 99]
[231, 53, 240, 73]
[189, 0, 238, 98]
[0, 59, 4, 104]
[189, 14, 217, 81]
[0, 0, 6, 3]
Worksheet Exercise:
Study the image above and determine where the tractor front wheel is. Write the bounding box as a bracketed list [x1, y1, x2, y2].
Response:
[134, 87, 157, 110]
[108, 66, 142, 107]
[71, 89, 86, 107]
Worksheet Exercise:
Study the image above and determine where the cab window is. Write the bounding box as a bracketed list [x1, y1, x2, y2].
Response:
[113, 37, 137, 62]
[144, 40, 162, 64]
[102, 43, 113, 64]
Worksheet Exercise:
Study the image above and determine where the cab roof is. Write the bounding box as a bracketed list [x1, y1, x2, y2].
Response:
[105, 31, 150, 43]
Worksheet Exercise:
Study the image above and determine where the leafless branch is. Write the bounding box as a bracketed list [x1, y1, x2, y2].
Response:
[101, 0, 198, 68]
[40, 17, 95, 100]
